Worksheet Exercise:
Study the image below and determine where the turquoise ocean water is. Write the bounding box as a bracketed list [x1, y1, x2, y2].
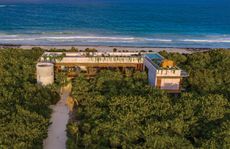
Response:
[0, 0, 230, 48]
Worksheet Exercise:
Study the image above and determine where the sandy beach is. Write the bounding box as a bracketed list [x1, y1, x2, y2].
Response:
[0, 43, 222, 54]
[5, 45, 216, 54]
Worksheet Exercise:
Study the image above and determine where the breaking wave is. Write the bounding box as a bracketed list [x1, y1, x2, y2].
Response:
[0, 33, 230, 47]
[39, 36, 135, 40]
[0, 35, 174, 42]
[182, 39, 230, 43]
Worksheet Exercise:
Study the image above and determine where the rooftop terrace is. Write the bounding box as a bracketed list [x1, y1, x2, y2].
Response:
[39, 52, 144, 64]
[144, 53, 180, 70]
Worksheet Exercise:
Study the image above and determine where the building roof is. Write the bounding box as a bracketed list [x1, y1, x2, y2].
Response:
[144, 53, 180, 70]
[39, 51, 144, 64]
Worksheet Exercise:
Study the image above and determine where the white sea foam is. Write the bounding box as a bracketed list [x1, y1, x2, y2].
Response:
[38, 36, 174, 43]
[0, 35, 18, 38]
[39, 36, 135, 40]
[88, 40, 135, 43]
[0, 38, 36, 41]
[144, 38, 172, 42]
[0, 35, 136, 42]
[182, 39, 230, 43]
[1, 33, 230, 47]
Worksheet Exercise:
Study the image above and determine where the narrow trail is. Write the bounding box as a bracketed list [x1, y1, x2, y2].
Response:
[43, 85, 71, 149]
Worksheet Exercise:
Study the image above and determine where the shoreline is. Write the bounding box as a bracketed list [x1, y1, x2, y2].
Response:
[0, 44, 225, 54]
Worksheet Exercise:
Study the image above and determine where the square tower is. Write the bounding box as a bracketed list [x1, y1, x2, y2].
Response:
[144, 53, 188, 93]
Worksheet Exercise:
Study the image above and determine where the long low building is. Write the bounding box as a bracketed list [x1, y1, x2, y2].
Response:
[36, 51, 188, 93]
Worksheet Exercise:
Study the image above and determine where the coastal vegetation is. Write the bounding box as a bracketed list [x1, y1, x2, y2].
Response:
[47, 47, 97, 52]
[160, 49, 230, 98]
[0, 48, 60, 148]
[67, 49, 230, 148]
[0, 47, 229, 148]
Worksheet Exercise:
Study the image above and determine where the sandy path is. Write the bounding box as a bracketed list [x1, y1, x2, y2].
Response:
[43, 86, 71, 149]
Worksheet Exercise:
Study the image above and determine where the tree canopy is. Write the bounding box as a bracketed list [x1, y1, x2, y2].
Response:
[0, 48, 229, 148]
[0, 48, 60, 148]
[160, 49, 230, 98]
[67, 48, 230, 149]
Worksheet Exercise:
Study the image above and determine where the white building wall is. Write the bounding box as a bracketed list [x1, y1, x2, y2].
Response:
[148, 68, 156, 86]
[143, 58, 157, 86]
[36, 63, 54, 86]
[160, 78, 180, 90]
[144, 57, 182, 90]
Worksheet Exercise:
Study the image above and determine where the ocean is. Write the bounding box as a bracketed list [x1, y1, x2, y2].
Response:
[0, 0, 230, 48]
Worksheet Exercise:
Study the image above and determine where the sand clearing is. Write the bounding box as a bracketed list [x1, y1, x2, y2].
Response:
[20, 45, 194, 53]
[43, 85, 71, 149]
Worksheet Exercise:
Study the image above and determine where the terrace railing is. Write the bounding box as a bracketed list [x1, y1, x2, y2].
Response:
[54, 57, 144, 64]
